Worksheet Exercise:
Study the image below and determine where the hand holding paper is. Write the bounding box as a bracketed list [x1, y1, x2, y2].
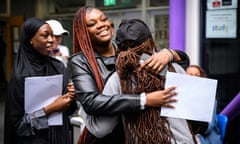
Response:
[25, 75, 63, 125]
[161, 72, 217, 122]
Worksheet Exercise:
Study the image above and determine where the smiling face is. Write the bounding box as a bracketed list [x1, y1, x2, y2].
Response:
[31, 24, 55, 56]
[85, 8, 113, 44]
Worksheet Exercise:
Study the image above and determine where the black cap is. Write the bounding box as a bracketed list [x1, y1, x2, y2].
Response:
[115, 19, 152, 47]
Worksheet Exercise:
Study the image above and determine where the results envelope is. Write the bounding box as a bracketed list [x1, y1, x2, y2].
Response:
[24, 75, 63, 125]
[161, 72, 217, 122]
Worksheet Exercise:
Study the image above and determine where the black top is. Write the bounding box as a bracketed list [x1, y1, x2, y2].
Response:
[4, 17, 76, 144]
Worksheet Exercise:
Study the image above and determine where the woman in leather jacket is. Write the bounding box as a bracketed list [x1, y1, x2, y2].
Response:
[69, 6, 190, 144]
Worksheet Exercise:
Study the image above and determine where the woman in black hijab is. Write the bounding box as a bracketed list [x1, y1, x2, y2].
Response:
[4, 17, 76, 144]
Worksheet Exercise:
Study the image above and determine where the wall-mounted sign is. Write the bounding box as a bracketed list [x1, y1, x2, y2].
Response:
[206, 9, 236, 38]
[207, 0, 237, 9]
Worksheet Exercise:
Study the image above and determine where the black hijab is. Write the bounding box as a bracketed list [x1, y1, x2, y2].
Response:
[15, 17, 65, 77]
[4, 17, 68, 144]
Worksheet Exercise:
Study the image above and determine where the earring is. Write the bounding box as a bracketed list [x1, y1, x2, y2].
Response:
[30, 41, 32, 44]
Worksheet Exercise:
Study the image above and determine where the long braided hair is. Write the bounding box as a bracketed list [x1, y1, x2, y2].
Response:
[116, 37, 176, 144]
[73, 6, 105, 144]
[73, 6, 104, 92]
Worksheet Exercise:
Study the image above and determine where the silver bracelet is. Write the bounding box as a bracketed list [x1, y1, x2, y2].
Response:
[163, 48, 174, 62]
[140, 92, 146, 110]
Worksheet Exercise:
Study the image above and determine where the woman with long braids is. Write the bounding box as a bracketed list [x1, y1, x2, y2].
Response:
[101, 19, 195, 144]
[69, 6, 191, 144]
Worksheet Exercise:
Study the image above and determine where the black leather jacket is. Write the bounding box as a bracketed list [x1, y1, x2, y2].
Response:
[69, 51, 141, 116]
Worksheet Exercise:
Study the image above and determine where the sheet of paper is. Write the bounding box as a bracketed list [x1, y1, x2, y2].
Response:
[161, 72, 217, 122]
[25, 75, 63, 125]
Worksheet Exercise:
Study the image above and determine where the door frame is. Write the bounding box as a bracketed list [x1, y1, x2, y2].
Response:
[6, 16, 24, 81]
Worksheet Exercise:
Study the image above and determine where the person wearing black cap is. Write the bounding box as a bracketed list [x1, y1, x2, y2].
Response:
[86, 19, 196, 144]
[69, 6, 191, 144]
[4, 17, 77, 144]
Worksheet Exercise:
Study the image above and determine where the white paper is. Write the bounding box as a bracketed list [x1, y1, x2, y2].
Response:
[25, 75, 63, 125]
[161, 72, 217, 122]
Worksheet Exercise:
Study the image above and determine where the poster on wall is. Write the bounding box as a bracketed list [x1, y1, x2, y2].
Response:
[207, 0, 238, 9]
[206, 9, 236, 38]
